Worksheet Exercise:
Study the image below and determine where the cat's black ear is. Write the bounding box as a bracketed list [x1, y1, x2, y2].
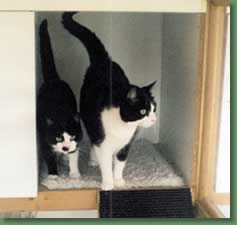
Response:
[46, 117, 54, 126]
[127, 87, 137, 101]
[143, 81, 157, 91]
[73, 113, 81, 124]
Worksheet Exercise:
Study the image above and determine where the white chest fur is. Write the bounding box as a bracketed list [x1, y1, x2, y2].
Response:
[101, 107, 137, 153]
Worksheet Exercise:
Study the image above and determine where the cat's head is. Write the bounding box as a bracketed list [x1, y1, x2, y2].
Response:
[120, 81, 157, 128]
[43, 113, 82, 154]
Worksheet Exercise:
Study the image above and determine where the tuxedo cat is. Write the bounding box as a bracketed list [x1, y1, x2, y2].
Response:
[37, 19, 82, 178]
[62, 12, 157, 190]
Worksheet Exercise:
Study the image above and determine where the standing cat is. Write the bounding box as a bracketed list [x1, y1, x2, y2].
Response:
[62, 12, 157, 190]
[37, 19, 82, 178]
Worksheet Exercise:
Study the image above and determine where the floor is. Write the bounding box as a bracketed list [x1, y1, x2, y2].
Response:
[35, 210, 98, 218]
[0, 210, 98, 218]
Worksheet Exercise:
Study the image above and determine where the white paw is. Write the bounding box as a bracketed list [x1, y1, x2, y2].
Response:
[114, 178, 125, 187]
[101, 180, 114, 191]
[69, 171, 80, 179]
[89, 160, 99, 167]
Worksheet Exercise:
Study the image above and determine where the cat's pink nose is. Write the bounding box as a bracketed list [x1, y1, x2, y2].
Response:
[151, 116, 157, 123]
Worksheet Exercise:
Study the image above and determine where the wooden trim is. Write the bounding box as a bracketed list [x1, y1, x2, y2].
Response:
[0, 189, 97, 213]
[209, 0, 230, 6]
[192, 2, 228, 203]
[195, 198, 225, 218]
[0, 198, 37, 213]
[191, 14, 207, 204]
[38, 189, 98, 211]
[210, 193, 230, 205]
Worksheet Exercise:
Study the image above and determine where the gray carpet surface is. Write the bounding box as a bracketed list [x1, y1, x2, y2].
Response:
[41, 139, 184, 189]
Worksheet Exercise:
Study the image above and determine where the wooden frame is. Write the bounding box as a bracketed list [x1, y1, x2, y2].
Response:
[209, 0, 230, 6]
[0, 188, 97, 213]
[0, 0, 230, 218]
[192, 0, 230, 218]
[195, 199, 225, 218]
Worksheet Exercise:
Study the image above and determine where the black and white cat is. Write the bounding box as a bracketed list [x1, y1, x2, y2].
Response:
[62, 12, 157, 190]
[37, 19, 82, 178]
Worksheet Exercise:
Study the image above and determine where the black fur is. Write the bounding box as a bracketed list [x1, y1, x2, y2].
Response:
[62, 13, 156, 161]
[37, 19, 82, 175]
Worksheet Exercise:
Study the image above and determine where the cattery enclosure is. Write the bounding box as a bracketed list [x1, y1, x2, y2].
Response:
[36, 12, 200, 190]
[0, 0, 229, 218]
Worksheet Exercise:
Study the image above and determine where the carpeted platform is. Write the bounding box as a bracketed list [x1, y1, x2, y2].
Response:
[40, 139, 184, 189]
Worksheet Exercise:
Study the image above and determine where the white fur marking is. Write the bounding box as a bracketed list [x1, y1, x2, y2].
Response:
[52, 132, 77, 154]
[97, 104, 157, 190]
[97, 107, 137, 190]
[101, 107, 137, 152]
[94, 145, 114, 190]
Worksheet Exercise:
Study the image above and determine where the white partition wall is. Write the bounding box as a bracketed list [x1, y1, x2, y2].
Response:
[160, 14, 201, 184]
[0, 12, 37, 197]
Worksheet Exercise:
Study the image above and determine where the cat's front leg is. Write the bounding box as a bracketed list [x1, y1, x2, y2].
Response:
[114, 145, 129, 187]
[114, 157, 126, 187]
[94, 145, 114, 190]
[68, 150, 80, 178]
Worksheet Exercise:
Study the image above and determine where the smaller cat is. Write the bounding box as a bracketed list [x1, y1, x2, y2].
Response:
[37, 19, 82, 178]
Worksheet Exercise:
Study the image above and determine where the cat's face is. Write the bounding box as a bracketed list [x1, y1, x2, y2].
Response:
[44, 113, 82, 154]
[120, 81, 157, 128]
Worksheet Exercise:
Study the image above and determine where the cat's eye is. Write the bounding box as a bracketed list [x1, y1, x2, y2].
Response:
[140, 109, 146, 115]
[70, 135, 76, 141]
[56, 137, 62, 142]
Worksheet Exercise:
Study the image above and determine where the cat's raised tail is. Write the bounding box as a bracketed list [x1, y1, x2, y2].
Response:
[39, 19, 60, 81]
[62, 12, 110, 65]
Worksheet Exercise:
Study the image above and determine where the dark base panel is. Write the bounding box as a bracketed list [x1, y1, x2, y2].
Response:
[99, 188, 194, 218]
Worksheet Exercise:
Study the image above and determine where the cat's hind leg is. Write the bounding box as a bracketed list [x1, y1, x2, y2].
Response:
[89, 147, 99, 167]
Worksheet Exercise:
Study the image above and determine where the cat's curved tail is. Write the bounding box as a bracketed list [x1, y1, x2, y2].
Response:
[62, 12, 110, 65]
[39, 19, 60, 81]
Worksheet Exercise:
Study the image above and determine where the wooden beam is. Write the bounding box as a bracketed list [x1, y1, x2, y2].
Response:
[0, 198, 37, 213]
[209, 0, 230, 6]
[210, 193, 230, 205]
[195, 198, 225, 218]
[191, 14, 207, 204]
[193, 2, 227, 202]
[38, 189, 98, 211]
[0, 189, 98, 213]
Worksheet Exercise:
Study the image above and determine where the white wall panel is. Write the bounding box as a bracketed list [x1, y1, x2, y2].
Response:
[0, 12, 37, 197]
[0, 0, 206, 13]
[160, 14, 201, 184]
